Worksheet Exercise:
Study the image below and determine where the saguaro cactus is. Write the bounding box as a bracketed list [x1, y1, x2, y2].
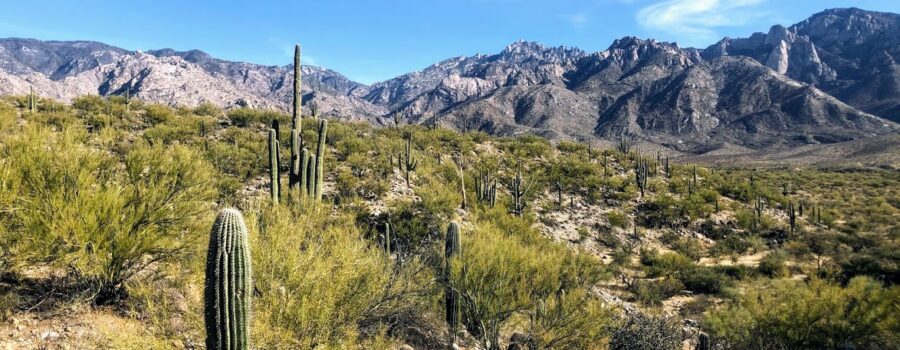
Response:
[314, 119, 328, 201]
[28, 87, 36, 112]
[289, 129, 302, 190]
[204, 208, 252, 350]
[616, 135, 630, 155]
[382, 222, 392, 253]
[787, 201, 797, 235]
[474, 167, 497, 207]
[306, 154, 317, 197]
[292, 44, 302, 131]
[300, 148, 310, 196]
[268, 129, 280, 205]
[635, 158, 649, 197]
[444, 221, 461, 346]
[401, 135, 418, 187]
[509, 161, 533, 217]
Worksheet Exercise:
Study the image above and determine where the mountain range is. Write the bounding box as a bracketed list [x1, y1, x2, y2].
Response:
[1, 7, 898, 152]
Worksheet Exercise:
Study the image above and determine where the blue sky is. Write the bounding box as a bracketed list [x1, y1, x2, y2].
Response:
[2, 0, 898, 84]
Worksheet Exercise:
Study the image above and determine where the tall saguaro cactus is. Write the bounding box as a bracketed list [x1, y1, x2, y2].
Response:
[509, 161, 533, 217]
[314, 119, 328, 201]
[289, 129, 302, 190]
[204, 208, 252, 350]
[268, 129, 280, 205]
[444, 221, 462, 346]
[401, 135, 419, 187]
[28, 87, 36, 112]
[292, 44, 302, 131]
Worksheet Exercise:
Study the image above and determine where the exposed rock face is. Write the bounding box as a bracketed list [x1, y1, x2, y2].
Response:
[0, 39, 385, 119]
[702, 8, 900, 121]
[0, 8, 898, 152]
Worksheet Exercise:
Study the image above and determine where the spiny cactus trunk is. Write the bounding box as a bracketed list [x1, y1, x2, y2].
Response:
[445, 222, 461, 347]
[306, 154, 316, 197]
[268, 129, 280, 205]
[292, 44, 302, 132]
[314, 119, 327, 201]
[289, 129, 301, 190]
[383, 222, 392, 253]
[402, 136, 418, 188]
[300, 148, 310, 196]
[204, 208, 252, 350]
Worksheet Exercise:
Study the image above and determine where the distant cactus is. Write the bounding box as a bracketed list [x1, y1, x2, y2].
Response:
[603, 153, 609, 178]
[28, 87, 36, 112]
[444, 221, 461, 346]
[556, 177, 564, 209]
[268, 129, 280, 205]
[509, 161, 533, 217]
[314, 119, 328, 201]
[383, 222, 392, 253]
[616, 135, 630, 155]
[401, 135, 418, 188]
[787, 201, 797, 235]
[474, 167, 497, 207]
[782, 183, 789, 197]
[664, 156, 671, 179]
[635, 158, 650, 197]
[204, 208, 252, 350]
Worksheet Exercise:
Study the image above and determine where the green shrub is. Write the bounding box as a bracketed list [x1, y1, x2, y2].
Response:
[452, 222, 607, 349]
[249, 204, 427, 348]
[609, 314, 683, 350]
[608, 210, 628, 228]
[678, 267, 729, 294]
[705, 277, 900, 349]
[757, 250, 788, 278]
[630, 278, 684, 306]
[0, 126, 216, 302]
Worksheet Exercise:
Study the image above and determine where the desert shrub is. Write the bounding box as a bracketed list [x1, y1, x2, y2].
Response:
[249, 204, 427, 349]
[607, 210, 628, 229]
[636, 195, 682, 228]
[0, 126, 216, 302]
[709, 234, 755, 257]
[705, 277, 900, 349]
[678, 267, 730, 294]
[698, 221, 735, 240]
[671, 237, 703, 261]
[226, 108, 286, 127]
[609, 314, 683, 350]
[757, 250, 788, 278]
[712, 265, 756, 281]
[143, 103, 176, 125]
[193, 102, 222, 117]
[452, 222, 607, 349]
[630, 278, 684, 306]
[524, 288, 617, 350]
[640, 249, 694, 278]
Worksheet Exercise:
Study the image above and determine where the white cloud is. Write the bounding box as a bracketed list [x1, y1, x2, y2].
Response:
[637, 0, 768, 46]
[568, 13, 589, 28]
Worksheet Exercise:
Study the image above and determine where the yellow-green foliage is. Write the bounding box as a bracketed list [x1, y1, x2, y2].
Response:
[0, 123, 216, 301]
[705, 277, 900, 349]
[248, 203, 428, 349]
[451, 220, 610, 348]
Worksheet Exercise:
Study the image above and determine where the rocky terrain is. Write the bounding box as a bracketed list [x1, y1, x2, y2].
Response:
[1, 8, 898, 152]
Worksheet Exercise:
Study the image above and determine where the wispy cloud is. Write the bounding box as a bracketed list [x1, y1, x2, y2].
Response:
[637, 0, 768, 46]
[564, 13, 589, 29]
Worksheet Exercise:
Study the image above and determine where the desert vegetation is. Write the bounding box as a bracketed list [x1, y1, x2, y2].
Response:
[0, 85, 898, 349]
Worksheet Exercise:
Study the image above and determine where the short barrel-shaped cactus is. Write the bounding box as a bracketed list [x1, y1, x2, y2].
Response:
[204, 208, 252, 350]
